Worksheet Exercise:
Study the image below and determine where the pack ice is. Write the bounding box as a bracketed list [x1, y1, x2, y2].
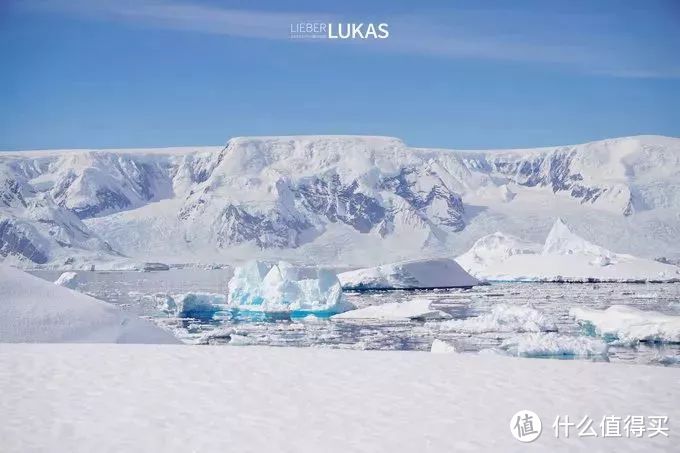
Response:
[0, 265, 179, 344]
[227, 261, 354, 316]
[456, 218, 680, 282]
[338, 258, 479, 290]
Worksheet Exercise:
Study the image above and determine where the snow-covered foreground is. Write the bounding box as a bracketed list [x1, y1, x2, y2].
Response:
[0, 265, 178, 344]
[1, 344, 678, 453]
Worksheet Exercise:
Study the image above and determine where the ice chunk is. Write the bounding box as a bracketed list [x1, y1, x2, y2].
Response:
[333, 298, 450, 321]
[570, 305, 680, 343]
[439, 304, 556, 333]
[153, 294, 177, 314]
[174, 292, 226, 320]
[227, 261, 353, 316]
[501, 333, 609, 358]
[54, 271, 79, 289]
[431, 339, 457, 354]
[338, 258, 479, 290]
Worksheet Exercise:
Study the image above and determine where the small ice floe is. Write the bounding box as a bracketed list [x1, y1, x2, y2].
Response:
[54, 271, 79, 289]
[500, 333, 609, 358]
[173, 292, 226, 320]
[134, 262, 170, 272]
[570, 305, 680, 344]
[438, 304, 556, 333]
[332, 298, 450, 321]
[649, 354, 680, 366]
[152, 294, 177, 314]
[227, 261, 354, 317]
[430, 339, 457, 354]
[338, 258, 479, 290]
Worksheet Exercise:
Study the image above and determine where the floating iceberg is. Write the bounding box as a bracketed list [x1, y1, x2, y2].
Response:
[430, 339, 457, 354]
[457, 219, 680, 282]
[174, 292, 226, 320]
[338, 258, 479, 290]
[54, 271, 79, 289]
[570, 305, 680, 344]
[332, 298, 450, 321]
[501, 333, 609, 358]
[227, 261, 353, 316]
[438, 304, 556, 333]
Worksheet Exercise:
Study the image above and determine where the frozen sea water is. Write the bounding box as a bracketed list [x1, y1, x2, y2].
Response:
[30, 269, 680, 366]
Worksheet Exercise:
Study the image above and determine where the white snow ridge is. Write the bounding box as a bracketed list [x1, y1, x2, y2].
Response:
[0, 265, 179, 344]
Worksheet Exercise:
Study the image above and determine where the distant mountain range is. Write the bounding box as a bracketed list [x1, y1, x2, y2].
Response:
[1, 135, 679, 268]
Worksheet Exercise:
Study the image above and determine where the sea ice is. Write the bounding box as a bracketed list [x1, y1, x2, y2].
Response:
[570, 305, 680, 343]
[500, 332, 609, 358]
[54, 271, 79, 289]
[173, 292, 226, 320]
[430, 339, 457, 354]
[338, 258, 479, 290]
[333, 298, 450, 321]
[227, 261, 353, 316]
[438, 304, 556, 333]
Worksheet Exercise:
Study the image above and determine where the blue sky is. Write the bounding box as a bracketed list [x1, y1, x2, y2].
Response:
[1, 0, 679, 150]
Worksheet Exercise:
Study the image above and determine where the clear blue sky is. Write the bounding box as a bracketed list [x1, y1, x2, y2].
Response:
[1, 0, 679, 150]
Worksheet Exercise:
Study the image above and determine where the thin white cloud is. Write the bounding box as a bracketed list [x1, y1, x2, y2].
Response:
[15, 0, 680, 78]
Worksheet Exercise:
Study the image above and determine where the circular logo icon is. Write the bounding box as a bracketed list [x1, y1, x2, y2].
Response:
[510, 410, 542, 442]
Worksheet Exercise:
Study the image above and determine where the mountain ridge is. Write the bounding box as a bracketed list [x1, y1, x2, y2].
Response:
[1, 134, 679, 267]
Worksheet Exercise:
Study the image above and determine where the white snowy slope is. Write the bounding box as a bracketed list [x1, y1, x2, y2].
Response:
[338, 258, 479, 289]
[457, 218, 680, 282]
[2, 135, 680, 267]
[1, 344, 678, 453]
[0, 265, 179, 343]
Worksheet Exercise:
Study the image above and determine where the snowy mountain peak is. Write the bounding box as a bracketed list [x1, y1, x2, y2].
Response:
[542, 218, 614, 258]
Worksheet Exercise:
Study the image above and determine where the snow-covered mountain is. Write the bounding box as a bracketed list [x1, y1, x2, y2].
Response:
[1, 135, 679, 267]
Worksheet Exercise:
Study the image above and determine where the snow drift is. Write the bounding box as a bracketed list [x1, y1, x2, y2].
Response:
[0, 265, 179, 343]
[338, 258, 479, 290]
[457, 218, 680, 282]
[227, 261, 354, 316]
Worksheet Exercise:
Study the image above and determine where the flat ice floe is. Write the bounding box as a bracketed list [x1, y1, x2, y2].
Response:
[457, 218, 680, 282]
[570, 305, 680, 343]
[227, 261, 354, 316]
[0, 265, 179, 344]
[338, 258, 479, 290]
[54, 271, 79, 289]
[438, 303, 556, 333]
[500, 332, 609, 358]
[332, 298, 450, 321]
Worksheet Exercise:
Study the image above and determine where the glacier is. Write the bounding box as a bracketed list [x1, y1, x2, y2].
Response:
[1, 134, 680, 267]
[227, 261, 354, 316]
